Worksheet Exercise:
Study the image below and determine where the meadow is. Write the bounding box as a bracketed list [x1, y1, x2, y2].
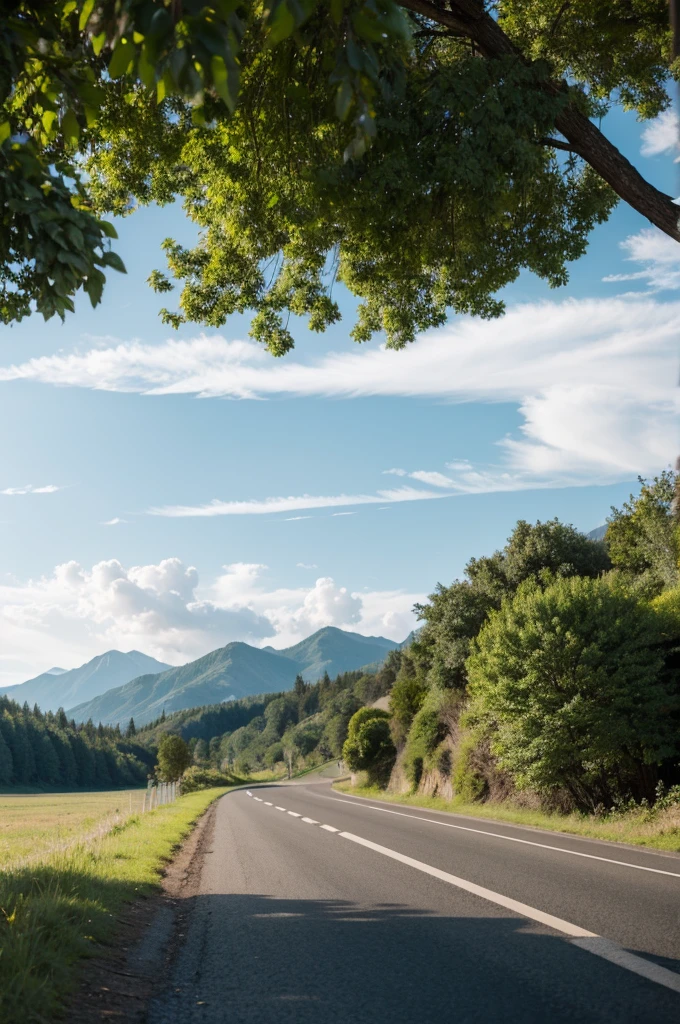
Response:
[0, 789, 147, 867]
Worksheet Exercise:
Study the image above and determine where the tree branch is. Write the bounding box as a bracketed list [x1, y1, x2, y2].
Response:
[397, 0, 680, 241]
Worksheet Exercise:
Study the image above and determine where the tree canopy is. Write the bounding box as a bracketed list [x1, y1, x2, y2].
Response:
[2, 1, 678, 343]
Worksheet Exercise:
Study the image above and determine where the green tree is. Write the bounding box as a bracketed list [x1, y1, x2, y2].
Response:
[0, 728, 13, 785]
[606, 471, 679, 596]
[156, 733, 192, 782]
[126, 717, 137, 738]
[342, 707, 396, 784]
[466, 575, 679, 811]
[2, 2, 678, 331]
[192, 737, 209, 764]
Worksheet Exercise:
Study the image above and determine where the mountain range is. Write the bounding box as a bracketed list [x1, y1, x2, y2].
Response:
[0, 650, 172, 713]
[68, 627, 404, 726]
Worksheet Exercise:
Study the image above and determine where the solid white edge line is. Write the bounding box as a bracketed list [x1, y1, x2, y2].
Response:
[331, 798, 680, 878]
[339, 830, 680, 995]
[302, 817, 319, 824]
[287, 811, 301, 817]
[320, 824, 339, 832]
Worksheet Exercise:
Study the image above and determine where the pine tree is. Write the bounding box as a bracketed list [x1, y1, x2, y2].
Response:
[126, 717, 137, 738]
[0, 728, 13, 785]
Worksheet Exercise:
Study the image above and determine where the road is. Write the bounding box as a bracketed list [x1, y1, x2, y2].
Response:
[148, 779, 680, 1023]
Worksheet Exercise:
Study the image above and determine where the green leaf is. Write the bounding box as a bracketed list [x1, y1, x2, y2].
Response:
[42, 110, 58, 134]
[211, 55, 236, 111]
[79, 0, 95, 31]
[335, 79, 353, 121]
[61, 109, 80, 144]
[108, 39, 134, 79]
[101, 250, 127, 273]
[96, 219, 118, 239]
[0, 122, 11, 144]
[267, 2, 295, 47]
[92, 31, 106, 56]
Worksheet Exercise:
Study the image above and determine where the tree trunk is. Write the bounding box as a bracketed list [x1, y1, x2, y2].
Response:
[399, 0, 680, 241]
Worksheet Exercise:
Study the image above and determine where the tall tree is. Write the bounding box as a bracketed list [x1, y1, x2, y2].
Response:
[1, 2, 677, 335]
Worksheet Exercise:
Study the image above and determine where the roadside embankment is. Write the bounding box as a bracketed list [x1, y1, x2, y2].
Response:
[333, 781, 680, 853]
[0, 787, 231, 1024]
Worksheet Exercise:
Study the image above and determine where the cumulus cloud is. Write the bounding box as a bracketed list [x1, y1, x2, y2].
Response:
[0, 295, 677, 494]
[1, 484, 62, 496]
[640, 109, 679, 160]
[0, 559, 421, 686]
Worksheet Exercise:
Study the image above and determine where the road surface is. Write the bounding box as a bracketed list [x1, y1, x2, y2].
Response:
[148, 780, 680, 1023]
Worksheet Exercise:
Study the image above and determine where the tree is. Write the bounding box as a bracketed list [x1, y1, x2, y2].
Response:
[414, 518, 610, 689]
[2, 2, 678, 335]
[0, 729, 13, 785]
[193, 737, 209, 764]
[466, 575, 679, 810]
[156, 733, 192, 782]
[126, 717, 137, 738]
[342, 707, 396, 784]
[606, 471, 679, 596]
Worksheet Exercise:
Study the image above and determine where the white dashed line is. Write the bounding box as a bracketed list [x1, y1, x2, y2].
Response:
[287, 811, 301, 817]
[254, 797, 263, 802]
[264, 801, 273, 806]
[302, 817, 319, 824]
[320, 824, 339, 832]
[246, 791, 252, 797]
[275, 806, 286, 811]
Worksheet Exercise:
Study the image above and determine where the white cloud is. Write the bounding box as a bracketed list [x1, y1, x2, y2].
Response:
[383, 468, 407, 477]
[603, 229, 680, 291]
[409, 470, 455, 488]
[0, 559, 421, 686]
[331, 511, 358, 516]
[0, 295, 678, 494]
[1, 484, 62, 496]
[102, 517, 127, 526]
[296, 563, 318, 569]
[640, 109, 679, 160]
[149, 485, 448, 518]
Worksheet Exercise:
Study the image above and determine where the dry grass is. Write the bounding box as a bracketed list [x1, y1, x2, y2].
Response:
[0, 789, 147, 868]
[334, 782, 680, 852]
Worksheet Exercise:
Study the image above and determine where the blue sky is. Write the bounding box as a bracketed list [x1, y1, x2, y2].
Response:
[1, 104, 678, 685]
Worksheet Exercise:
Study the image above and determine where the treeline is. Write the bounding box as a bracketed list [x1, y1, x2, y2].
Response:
[348, 472, 680, 814]
[0, 697, 154, 789]
[144, 663, 400, 777]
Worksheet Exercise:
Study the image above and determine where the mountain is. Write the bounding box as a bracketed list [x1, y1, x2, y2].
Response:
[587, 525, 607, 541]
[69, 626, 403, 727]
[0, 650, 172, 713]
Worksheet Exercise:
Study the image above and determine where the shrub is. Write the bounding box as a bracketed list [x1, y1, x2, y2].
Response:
[156, 734, 192, 782]
[466, 575, 679, 811]
[181, 766, 235, 793]
[342, 708, 396, 786]
[452, 731, 487, 803]
[403, 697, 445, 789]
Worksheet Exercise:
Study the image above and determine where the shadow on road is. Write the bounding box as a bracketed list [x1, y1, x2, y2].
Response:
[147, 892, 679, 1024]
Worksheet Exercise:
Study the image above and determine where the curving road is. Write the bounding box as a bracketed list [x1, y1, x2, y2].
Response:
[148, 779, 680, 1023]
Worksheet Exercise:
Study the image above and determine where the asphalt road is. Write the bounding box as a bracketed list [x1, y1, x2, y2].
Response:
[147, 780, 680, 1023]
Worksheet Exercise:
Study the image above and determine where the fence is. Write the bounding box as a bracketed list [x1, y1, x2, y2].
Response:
[142, 780, 181, 812]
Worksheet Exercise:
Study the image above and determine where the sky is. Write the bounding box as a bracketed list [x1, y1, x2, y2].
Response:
[1, 102, 679, 686]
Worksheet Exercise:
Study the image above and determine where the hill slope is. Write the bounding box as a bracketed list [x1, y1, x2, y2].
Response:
[1, 650, 172, 713]
[70, 627, 402, 726]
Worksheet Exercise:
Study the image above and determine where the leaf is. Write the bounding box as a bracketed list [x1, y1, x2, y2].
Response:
[330, 0, 344, 25]
[211, 55, 236, 111]
[84, 270, 105, 307]
[42, 110, 58, 133]
[96, 219, 118, 239]
[335, 79, 353, 121]
[101, 250, 127, 273]
[61, 109, 80, 144]
[79, 0, 95, 31]
[92, 32, 106, 56]
[0, 122, 11, 144]
[267, 2, 295, 47]
[108, 39, 134, 79]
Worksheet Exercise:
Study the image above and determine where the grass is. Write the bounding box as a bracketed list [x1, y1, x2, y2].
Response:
[0, 789, 147, 868]
[0, 787, 231, 1024]
[333, 782, 680, 853]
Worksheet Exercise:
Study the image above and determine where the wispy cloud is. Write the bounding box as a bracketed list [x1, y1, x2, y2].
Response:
[640, 109, 679, 160]
[296, 562, 318, 569]
[1, 484, 62, 496]
[101, 517, 127, 526]
[150, 485, 448, 518]
[603, 229, 680, 291]
[331, 511, 359, 516]
[284, 516, 313, 521]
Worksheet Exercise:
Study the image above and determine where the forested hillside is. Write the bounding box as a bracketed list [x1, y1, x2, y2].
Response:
[345, 472, 680, 814]
[0, 696, 154, 789]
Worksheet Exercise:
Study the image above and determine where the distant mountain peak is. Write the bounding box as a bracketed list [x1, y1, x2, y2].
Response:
[45, 666, 67, 675]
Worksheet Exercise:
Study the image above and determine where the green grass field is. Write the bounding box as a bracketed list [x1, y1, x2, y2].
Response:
[0, 789, 147, 867]
[334, 782, 680, 852]
[0, 787, 231, 1024]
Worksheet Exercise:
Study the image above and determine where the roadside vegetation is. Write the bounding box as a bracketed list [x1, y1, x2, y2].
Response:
[0, 787, 230, 1024]
[340, 473, 680, 848]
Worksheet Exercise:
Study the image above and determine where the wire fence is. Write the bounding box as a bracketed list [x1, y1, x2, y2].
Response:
[142, 780, 181, 812]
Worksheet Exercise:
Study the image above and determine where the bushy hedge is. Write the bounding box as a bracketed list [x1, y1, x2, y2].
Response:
[181, 766, 236, 793]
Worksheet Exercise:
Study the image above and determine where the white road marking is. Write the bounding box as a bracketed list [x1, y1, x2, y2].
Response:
[302, 817, 319, 824]
[339, 831, 680, 995]
[320, 824, 339, 832]
[246, 791, 252, 797]
[275, 806, 286, 811]
[254, 797, 263, 802]
[287, 811, 301, 817]
[330, 798, 680, 878]
[264, 801, 273, 806]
